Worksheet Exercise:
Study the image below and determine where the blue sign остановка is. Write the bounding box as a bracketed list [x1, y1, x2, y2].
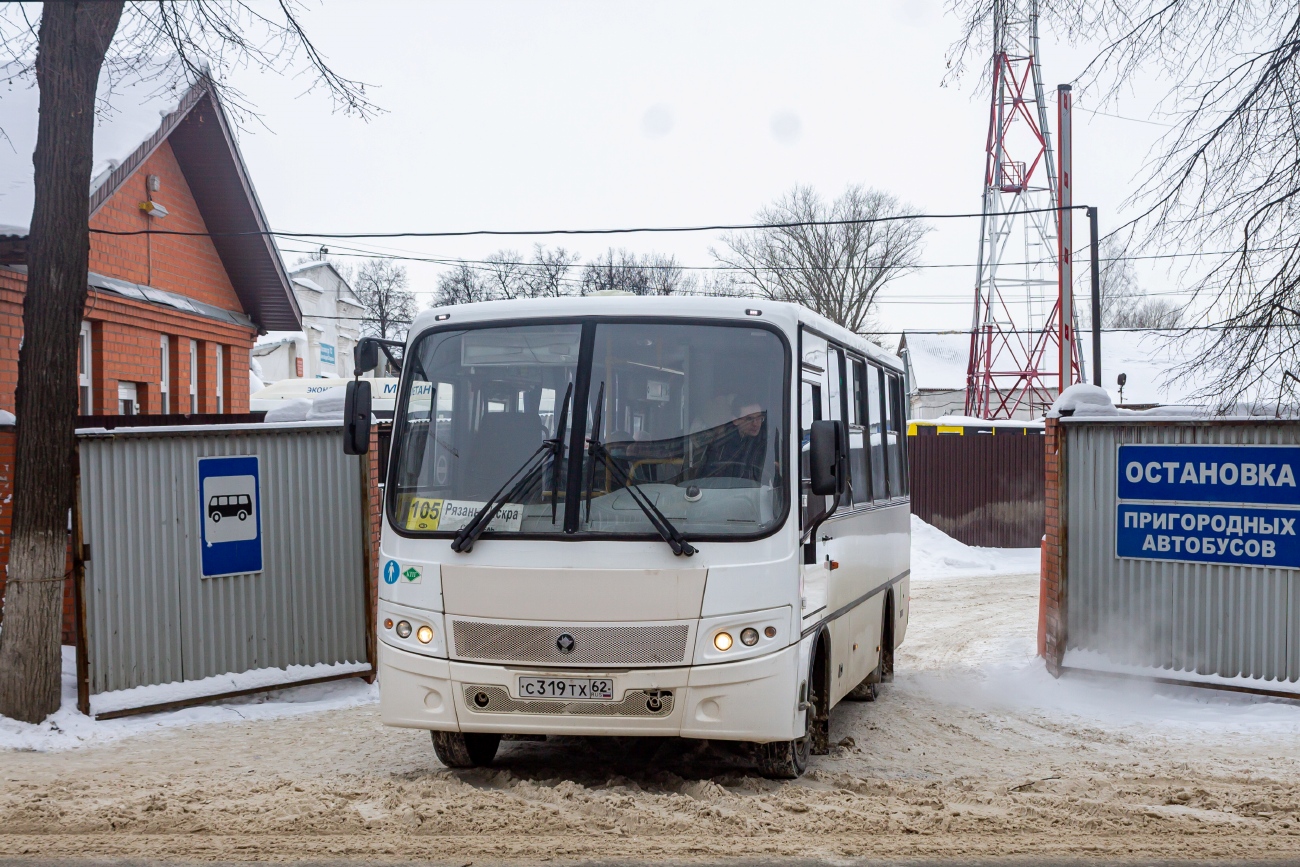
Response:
[1118, 444, 1300, 505]
[198, 455, 263, 578]
[1116, 444, 1300, 569]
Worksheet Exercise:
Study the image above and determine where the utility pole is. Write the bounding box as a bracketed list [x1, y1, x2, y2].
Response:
[1058, 84, 1074, 394]
[1088, 206, 1101, 386]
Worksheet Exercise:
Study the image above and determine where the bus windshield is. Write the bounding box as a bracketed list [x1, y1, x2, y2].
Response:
[388, 319, 789, 540]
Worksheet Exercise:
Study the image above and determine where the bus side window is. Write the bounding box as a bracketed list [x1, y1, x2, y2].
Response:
[888, 371, 908, 496]
[849, 358, 871, 506]
[883, 370, 903, 497]
[867, 363, 887, 501]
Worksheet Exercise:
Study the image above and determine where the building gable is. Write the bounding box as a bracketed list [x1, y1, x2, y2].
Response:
[89, 141, 243, 313]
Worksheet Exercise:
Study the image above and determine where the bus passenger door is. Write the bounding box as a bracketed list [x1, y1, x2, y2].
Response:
[799, 332, 831, 625]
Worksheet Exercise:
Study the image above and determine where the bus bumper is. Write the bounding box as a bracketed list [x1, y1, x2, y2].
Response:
[379, 640, 802, 743]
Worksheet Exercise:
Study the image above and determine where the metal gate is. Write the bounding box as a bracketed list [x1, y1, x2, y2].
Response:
[76, 422, 373, 717]
[1062, 419, 1300, 694]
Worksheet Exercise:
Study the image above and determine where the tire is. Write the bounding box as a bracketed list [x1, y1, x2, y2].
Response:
[237, 510, 248, 521]
[756, 667, 816, 779]
[845, 678, 878, 701]
[211, 511, 221, 523]
[431, 730, 501, 768]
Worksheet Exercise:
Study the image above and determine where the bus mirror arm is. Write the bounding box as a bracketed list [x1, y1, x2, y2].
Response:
[802, 420, 848, 561]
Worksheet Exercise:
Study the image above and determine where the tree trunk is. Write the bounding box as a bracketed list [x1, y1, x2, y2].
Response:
[0, 2, 123, 724]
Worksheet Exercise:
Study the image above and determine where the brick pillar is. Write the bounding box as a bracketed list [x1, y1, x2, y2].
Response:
[1043, 416, 1066, 675]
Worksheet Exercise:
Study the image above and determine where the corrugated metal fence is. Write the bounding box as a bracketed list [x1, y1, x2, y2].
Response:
[77, 423, 373, 715]
[1062, 420, 1300, 692]
[909, 429, 1045, 548]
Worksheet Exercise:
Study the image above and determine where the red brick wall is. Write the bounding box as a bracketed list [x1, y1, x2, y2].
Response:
[88, 141, 243, 313]
[1043, 417, 1066, 675]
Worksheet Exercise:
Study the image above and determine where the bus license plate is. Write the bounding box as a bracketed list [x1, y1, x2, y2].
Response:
[517, 677, 614, 700]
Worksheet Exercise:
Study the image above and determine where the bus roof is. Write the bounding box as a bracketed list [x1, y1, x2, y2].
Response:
[408, 296, 904, 373]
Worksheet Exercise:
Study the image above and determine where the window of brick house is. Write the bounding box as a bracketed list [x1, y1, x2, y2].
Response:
[78, 321, 93, 414]
[159, 335, 170, 415]
[189, 339, 198, 413]
[215, 344, 224, 413]
[117, 382, 138, 415]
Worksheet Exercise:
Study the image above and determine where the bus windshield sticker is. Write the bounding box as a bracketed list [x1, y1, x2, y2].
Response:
[404, 497, 524, 533]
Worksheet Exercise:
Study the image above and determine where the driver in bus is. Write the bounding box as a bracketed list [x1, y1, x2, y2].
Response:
[693, 397, 769, 483]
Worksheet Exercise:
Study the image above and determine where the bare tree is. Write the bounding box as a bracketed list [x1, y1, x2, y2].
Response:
[435, 263, 493, 306]
[523, 244, 580, 298]
[481, 250, 529, 300]
[580, 248, 693, 296]
[0, 2, 374, 724]
[1081, 236, 1184, 329]
[948, 1, 1300, 411]
[353, 258, 415, 341]
[712, 185, 927, 332]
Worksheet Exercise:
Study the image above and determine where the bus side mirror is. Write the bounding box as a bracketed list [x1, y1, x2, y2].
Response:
[343, 379, 372, 455]
[808, 419, 844, 497]
[354, 338, 380, 376]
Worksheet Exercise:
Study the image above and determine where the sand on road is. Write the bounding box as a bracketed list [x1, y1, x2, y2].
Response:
[4, 563, 1300, 863]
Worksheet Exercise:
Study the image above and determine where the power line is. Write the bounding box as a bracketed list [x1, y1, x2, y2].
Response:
[90, 206, 1089, 240]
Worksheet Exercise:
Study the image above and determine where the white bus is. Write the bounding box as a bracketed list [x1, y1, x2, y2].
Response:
[343, 296, 911, 778]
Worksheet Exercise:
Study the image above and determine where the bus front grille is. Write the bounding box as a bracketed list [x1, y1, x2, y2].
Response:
[449, 620, 691, 666]
[462, 685, 674, 717]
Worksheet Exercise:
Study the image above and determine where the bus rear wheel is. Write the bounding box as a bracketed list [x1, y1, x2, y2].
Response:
[432, 730, 501, 768]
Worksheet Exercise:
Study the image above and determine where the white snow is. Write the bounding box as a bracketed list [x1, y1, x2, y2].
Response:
[263, 397, 312, 422]
[0, 409, 14, 425]
[89, 660, 373, 715]
[0, 647, 376, 753]
[1048, 382, 1118, 417]
[913, 414, 1044, 429]
[305, 385, 346, 420]
[909, 513, 1040, 579]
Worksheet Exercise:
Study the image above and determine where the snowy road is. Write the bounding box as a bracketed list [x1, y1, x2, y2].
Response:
[3, 522, 1300, 862]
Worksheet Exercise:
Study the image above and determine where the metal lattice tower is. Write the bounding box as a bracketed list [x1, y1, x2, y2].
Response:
[965, 0, 1081, 419]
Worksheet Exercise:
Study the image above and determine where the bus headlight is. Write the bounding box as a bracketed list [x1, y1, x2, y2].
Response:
[395, 620, 412, 639]
[416, 625, 434, 644]
[740, 627, 759, 646]
[713, 631, 734, 651]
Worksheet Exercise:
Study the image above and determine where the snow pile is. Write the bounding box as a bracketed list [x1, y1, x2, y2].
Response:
[0, 409, 14, 425]
[1048, 383, 1118, 417]
[0, 647, 376, 753]
[910, 514, 1040, 580]
[305, 385, 346, 421]
[263, 398, 312, 422]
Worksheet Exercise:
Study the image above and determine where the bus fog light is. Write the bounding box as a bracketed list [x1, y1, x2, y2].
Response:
[416, 625, 434, 644]
[740, 627, 759, 646]
[395, 620, 412, 638]
[713, 631, 733, 651]
[764, 626, 777, 639]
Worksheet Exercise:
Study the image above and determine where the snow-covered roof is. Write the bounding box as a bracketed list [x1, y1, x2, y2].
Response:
[292, 276, 327, 294]
[900, 332, 967, 391]
[0, 76, 183, 230]
[900, 328, 1212, 409]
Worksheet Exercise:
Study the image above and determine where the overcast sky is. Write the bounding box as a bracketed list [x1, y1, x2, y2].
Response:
[4, 0, 1185, 342]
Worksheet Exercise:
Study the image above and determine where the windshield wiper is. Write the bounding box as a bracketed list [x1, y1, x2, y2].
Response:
[584, 382, 696, 557]
[450, 382, 573, 553]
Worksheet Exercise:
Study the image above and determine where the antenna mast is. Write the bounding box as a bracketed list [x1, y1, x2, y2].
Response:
[965, 0, 1081, 418]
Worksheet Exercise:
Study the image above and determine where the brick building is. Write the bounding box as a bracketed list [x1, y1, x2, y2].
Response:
[0, 78, 300, 642]
[0, 79, 301, 417]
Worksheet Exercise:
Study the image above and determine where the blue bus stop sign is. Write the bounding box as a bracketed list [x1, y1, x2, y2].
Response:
[198, 455, 263, 577]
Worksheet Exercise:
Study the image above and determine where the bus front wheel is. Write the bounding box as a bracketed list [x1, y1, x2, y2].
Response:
[431, 730, 501, 768]
[756, 673, 816, 779]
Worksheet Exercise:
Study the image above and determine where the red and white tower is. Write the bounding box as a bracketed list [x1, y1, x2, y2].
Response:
[965, 0, 1081, 419]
